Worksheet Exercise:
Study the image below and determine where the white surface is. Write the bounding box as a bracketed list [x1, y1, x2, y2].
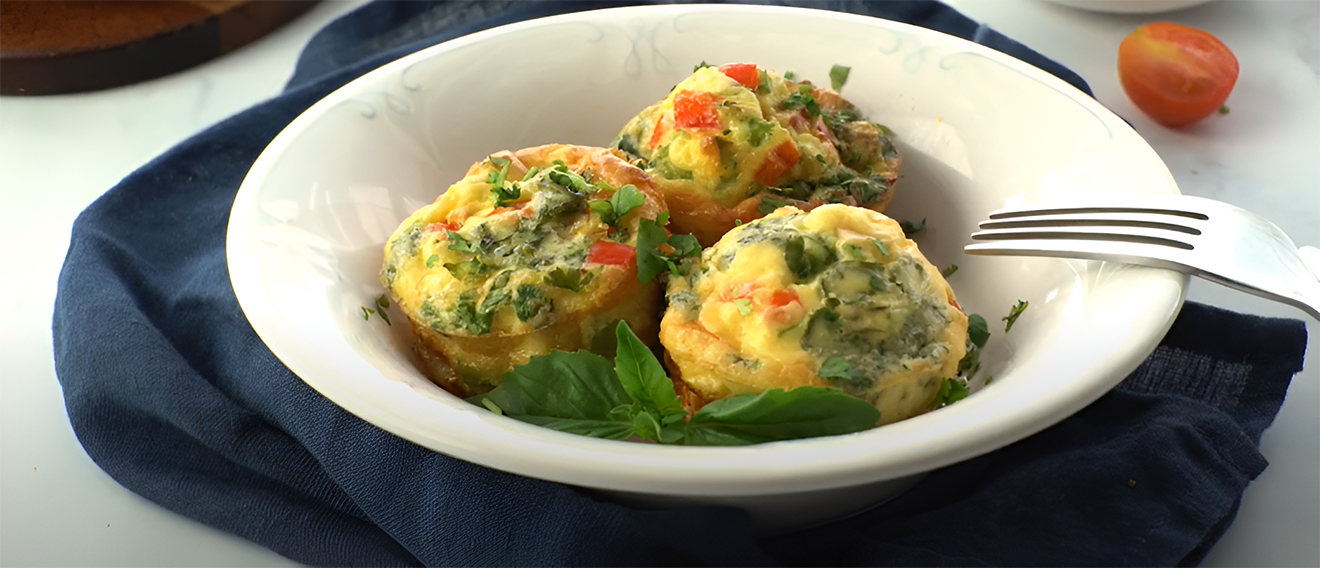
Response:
[228, 3, 1186, 533]
[1041, 0, 1216, 14]
[0, 2, 366, 566]
[0, 0, 1314, 565]
[944, 2, 1320, 567]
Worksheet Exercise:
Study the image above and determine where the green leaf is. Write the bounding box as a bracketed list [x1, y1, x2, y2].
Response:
[829, 64, 851, 91]
[443, 259, 486, 281]
[545, 267, 592, 292]
[900, 218, 927, 237]
[684, 387, 880, 445]
[966, 313, 990, 348]
[446, 231, 479, 254]
[733, 298, 752, 316]
[485, 156, 511, 187]
[1003, 300, 1028, 332]
[941, 264, 958, 278]
[613, 322, 686, 427]
[469, 350, 634, 438]
[932, 378, 970, 408]
[610, 184, 645, 220]
[818, 356, 865, 385]
[636, 217, 671, 284]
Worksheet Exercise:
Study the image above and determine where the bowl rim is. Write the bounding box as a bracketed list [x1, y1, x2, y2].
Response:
[228, 3, 1187, 497]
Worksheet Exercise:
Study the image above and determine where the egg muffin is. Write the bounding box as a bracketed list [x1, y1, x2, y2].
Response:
[614, 63, 902, 247]
[659, 204, 967, 425]
[381, 145, 667, 397]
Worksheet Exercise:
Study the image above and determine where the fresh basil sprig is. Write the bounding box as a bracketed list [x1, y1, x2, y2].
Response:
[470, 322, 882, 445]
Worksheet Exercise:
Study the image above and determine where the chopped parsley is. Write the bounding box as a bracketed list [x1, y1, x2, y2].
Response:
[900, 218, 927, 237]
[545, 267, 594, 292]
[589, 183, 645, 226]
[747, 118, 775, 147]
[360, 294, 391, 325]
[1003, 300, 1028, 332]
[941, 264, 958, 278]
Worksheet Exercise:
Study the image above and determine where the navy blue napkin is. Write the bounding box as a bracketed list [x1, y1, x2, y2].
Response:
[53, 1, 1306, 566]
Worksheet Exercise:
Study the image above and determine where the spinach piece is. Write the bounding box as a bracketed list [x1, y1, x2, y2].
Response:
[784, 234, 836, 282]
[818, 356, 866, 386]
[512, 284, 550, 322]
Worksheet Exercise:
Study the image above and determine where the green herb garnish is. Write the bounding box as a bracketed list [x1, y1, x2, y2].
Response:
[545, 267, 594, 292]
[932, 378, 970, 408]
[747, 118, 775, 147]
[1003, 300, 1028, 332]
[900, 218, 927, 237]
[941, 264, 958, 278]
[470, 322, 881, 445]
[967, 313, 990, 348]
[361, 294, 392, 325]
[589, 183, 645, 226]
[636, 216, 701, 283]
[829, 64, 851, 91]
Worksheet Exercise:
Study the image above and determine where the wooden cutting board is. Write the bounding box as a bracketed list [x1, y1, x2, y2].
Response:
[1, 1, 317, 95]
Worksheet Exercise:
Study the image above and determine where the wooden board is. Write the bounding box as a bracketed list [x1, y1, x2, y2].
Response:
[1, 1, 318, 95]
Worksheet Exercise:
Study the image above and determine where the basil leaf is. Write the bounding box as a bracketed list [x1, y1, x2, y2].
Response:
[818, 356, 865, 385]
[469, 350, 633, 433]
[900, 218, 927, 237]
[684, 387, 880, 446]
[614, 322, 686, 428]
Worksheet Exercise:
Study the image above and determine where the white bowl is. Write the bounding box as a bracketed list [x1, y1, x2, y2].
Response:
[1042, 0, 1215, 14]
[227, 4, 1186, 533]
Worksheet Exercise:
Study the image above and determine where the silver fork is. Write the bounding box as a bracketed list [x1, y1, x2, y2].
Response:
[964, 194, 1320, 321]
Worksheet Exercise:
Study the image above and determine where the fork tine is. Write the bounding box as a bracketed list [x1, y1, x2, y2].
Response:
[963, 238, 1196, 273]
[970, 225, 1197, 250]
[978, 212, 1204, 235]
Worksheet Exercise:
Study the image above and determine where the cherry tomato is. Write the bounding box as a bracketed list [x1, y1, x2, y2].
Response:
[1117, 22, 1239, 127]
[584, 241, 636, 267]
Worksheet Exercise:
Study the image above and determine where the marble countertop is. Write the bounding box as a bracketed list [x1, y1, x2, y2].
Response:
[1, 0, 1315, 565]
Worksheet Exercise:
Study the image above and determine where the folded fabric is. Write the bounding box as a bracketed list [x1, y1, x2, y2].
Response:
[52, 1, 1307, 566]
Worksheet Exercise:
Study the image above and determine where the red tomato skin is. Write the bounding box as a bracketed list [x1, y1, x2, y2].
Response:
[1118, 22, 1239, 127]
[717, 63, 760, 90]
[584, 241, 636, 267]
[673, 90, 722, 130]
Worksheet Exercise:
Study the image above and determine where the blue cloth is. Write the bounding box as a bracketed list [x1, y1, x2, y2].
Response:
[52, 1, 1306, 566]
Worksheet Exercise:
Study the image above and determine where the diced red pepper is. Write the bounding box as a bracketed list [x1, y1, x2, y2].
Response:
[717, 63, 759, 90]
[425, 221, 459, 233]
[673, 90, 721, 130]
[585, 241, 636, 267]
[767, 289, 799, 308]
[648, 113, 672, 149]
[754, 140, 801, 186]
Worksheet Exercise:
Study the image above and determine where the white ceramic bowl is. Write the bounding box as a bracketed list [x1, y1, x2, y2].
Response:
[1042, 0, 1215, 14]
[227, 4, 1186, 533]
